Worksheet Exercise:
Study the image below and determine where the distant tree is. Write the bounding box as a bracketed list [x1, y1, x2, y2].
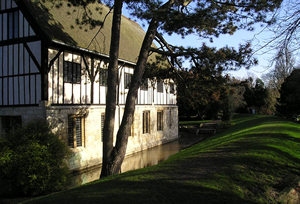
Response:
[241, 78, 268, 113]
[277, 69, 300, 117]
[221, 79, 246, 121]
[264, 47, 295, 91]
[262, 47, 296, 114]
[175, 44, 254, 120]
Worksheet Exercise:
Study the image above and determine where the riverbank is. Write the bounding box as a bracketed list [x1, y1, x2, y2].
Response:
[24, 115, 300, 203]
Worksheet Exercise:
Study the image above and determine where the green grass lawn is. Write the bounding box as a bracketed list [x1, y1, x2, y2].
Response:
[24, 115, 300, 204]
[179, 120, 212, 125]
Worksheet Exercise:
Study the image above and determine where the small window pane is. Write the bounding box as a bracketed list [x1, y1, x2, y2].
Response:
[8, 12, 13, 39]
[68, 116, 74, 147]
[14, 11, 18, 38]
[75, 117, 82, 147]
[99, 68, 107, 86]
[0, 14, 2, 41]
[157, 111, 163, 131]
[157, 80, 163, 93]
[101, 112, 105, 142]
[143, 111, 150, 134]
[64, 61, 81, 84]
[124, 73, 132, 89]
[140, 79, 148, 91]
[68, 115, 83, 148]
[170, 83, 175, 94]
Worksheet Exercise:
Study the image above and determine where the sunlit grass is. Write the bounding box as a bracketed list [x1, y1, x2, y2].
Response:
[179, 120, 212, 125]
[24, 114, 300, 204]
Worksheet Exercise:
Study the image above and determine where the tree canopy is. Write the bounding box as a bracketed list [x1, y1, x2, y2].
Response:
[277, 69, 300, 117]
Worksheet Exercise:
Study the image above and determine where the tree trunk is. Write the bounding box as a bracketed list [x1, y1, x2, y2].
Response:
[100, 0, 123, 178]
[100, 0, 176, 177]
[106, 18, 160, 174]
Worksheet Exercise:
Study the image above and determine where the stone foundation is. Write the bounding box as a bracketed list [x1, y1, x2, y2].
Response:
[45, 104, 178, 171]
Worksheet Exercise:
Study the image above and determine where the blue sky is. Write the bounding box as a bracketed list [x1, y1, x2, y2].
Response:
[161, 27, 275, 80]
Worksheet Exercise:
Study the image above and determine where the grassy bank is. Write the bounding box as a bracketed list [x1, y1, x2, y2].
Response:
[25, 115, 300, 203]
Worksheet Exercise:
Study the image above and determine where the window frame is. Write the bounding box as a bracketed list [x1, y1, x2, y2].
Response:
[124, 72, 132, 89]
[169, 83, 175, 94]
[101, 112, 105, 142]
[63, 61, 81, 84]
[157, 80, 164, 93]
[157, 111, 163, 131]
[142, 111, 150, 134]
[99, 68, 108, 86]
[68, 115, 85, 148]
[140, 79, 148, 91]
[6, 11, 19, 40]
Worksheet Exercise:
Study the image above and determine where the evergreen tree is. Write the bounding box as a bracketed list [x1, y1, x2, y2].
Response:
[277, 69, 300, 117]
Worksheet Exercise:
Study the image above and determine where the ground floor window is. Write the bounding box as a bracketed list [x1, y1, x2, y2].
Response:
[143, 111, 150, 134]
[157, 111, 163, 131]
[101, 112, 105, 142]
[130, 121, 134, 137]
[0, 116, 22, 135]
[169, 110, 172, 128]
[68, 115, 84, 148]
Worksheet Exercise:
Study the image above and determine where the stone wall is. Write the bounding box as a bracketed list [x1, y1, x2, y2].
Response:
[45, 104, 178, 171]
[0, 101, 47, 135]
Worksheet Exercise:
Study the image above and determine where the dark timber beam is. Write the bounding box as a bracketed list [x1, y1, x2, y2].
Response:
[48, 49, 63, 73]
[0, 36, 40, 46]
[23, 42, 42, 72]
[41, 41, 48, 101]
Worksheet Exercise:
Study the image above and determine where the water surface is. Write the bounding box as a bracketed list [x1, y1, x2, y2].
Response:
[71, 140, 181, 186]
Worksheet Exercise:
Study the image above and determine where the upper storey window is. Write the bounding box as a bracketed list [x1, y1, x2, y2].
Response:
[140, 80, 148, 91]
[157, 80, 163, 93]
[170, 83, 175, 94]
[124, 73, 132, 89]
[64, 61, 81, 84]
[99, 68, 108, 86]
[0, 10, 19, 41]
[8, 11, 19, 39]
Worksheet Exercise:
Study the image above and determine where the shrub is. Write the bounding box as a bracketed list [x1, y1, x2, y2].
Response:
[0, 120, 70, 196]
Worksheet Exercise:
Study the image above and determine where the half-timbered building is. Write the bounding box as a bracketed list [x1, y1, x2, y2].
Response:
[0, 0, 178, 171]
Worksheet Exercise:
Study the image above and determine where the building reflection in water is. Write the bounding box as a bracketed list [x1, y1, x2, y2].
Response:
[70, 140, 180, 186]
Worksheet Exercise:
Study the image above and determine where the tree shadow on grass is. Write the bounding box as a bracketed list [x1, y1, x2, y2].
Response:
[29, 178, 256, 204]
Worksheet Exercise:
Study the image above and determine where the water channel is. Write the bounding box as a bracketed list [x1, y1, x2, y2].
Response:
[70, 139, 184, 186]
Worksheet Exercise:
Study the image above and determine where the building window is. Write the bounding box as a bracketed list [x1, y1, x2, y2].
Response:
[8, 11, 19, 40]
[99, 68, 108, 86]
[169, 110, 172, 128]
[157, 80, 163, 93]
[130, 122, 134, 137]
[64, 61, 81, 84]
[157, 111, 163, 131]
[1, 116, 22, 135]
[170, 83, 175, 94]
[101, 112, 105, 142]
[124, 73, 132, 89]
[143, 111, 150, 134]
[140, 79, 148, 91]
[68, 115, 84, 148]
